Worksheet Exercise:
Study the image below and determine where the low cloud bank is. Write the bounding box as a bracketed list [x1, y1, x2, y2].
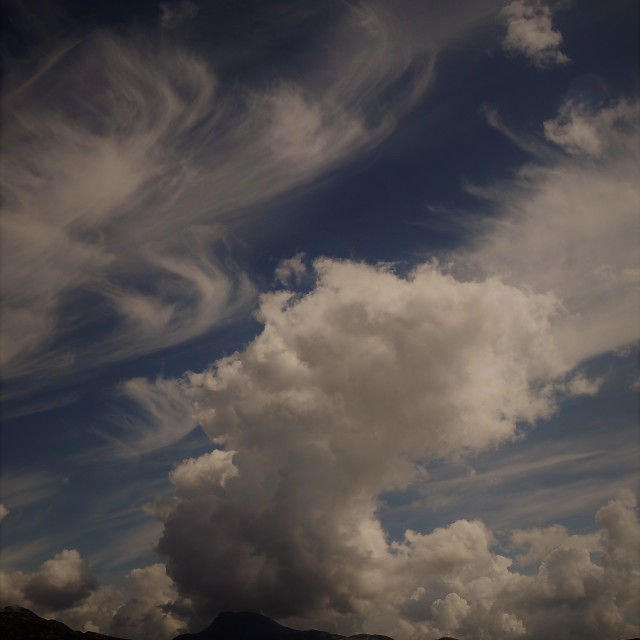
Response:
[1, 492, 638, 639]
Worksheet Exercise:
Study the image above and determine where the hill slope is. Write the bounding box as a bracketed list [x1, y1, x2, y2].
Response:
[0, 606, 129, 640]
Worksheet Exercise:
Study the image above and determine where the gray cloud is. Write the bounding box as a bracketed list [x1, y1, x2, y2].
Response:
[1, 493, 637, 639]
[0, 555, 189, 638]
[22, 549, 99, 611]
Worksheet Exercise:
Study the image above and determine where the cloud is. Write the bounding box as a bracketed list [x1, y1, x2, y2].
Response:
[0, 538, 56, 572]
[509, 524, 596, 566]
[274, 253, 307, 287]
[21, 549, 99, 611]
[388, 432, 639, 533]
[100, 89, 638, 636]
[3, 494, 637, 639]
[471, 98, 640, 364]
[543, 97, 638, 157]
[1, 0, 452, 394]
[159, 1, 198, 29]
[0, 504, 8, 522]
[500, 0, 569, 68]
[100, 377, 199, 457]
[138, 94, 636, 632]
[109, 564, 187, 638]
[564, 372, 603, 396]
[143, 256, 573, 621]
[0, 553, 189, 639]
[1, 470, 67, 510]
[169, 449, 238, 499]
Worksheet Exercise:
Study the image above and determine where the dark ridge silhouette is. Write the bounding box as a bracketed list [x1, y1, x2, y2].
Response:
[0, 606, 129, 640]
[173, 612, 393, 640]
[4, 606, 639, 640]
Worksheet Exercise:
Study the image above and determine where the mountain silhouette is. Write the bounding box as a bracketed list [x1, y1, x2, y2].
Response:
[6, 606, 638, 640]
[0, 606, 129, 640]
[174, 612, 394, 640]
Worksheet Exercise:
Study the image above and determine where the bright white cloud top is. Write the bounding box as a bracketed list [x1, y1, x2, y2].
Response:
[1, 1, 638, 639]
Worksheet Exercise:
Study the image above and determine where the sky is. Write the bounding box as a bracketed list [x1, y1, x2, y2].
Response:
[0, 1, 638, 639]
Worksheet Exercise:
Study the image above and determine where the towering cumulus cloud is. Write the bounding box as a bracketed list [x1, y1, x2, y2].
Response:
[155, 260, 567, 618]
[141, 258, 640, 639]
[142, 93, 639, 639]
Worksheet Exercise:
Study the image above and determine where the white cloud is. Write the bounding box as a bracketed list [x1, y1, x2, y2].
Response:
[169, 449, 238, 499]
[142, 256, 573, 621]
[472, 99, 640, 364]
[0, 504, 8, 522]
[1, 0, 453, 392]
[500, 0, 569, 68]
[108, 92, 639, 637]
[275, 253, 307, 287]
[564, 372, 603, 396]
[509, 524, 596, 566]
[543, 98, 639, 158]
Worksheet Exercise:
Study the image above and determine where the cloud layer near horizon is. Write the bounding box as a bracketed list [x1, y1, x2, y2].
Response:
[1, 492, 638, 639]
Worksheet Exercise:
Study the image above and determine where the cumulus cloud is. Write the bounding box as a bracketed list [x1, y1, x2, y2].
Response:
[141, 257, 571, 620]
[131, 96, 638, 636]
[21, 549, 99, 611]
[95, 88, 637, 638]
[542, 97, 639, 158]
[149, 467, 638, 640]
[169, 449, 238, 499]
[3, 494, 637, 639]
[0, 553, 189, 640]
[500, 0, 569, 68]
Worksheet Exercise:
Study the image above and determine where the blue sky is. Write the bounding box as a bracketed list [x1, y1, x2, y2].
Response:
[1, 1, 638, 639]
